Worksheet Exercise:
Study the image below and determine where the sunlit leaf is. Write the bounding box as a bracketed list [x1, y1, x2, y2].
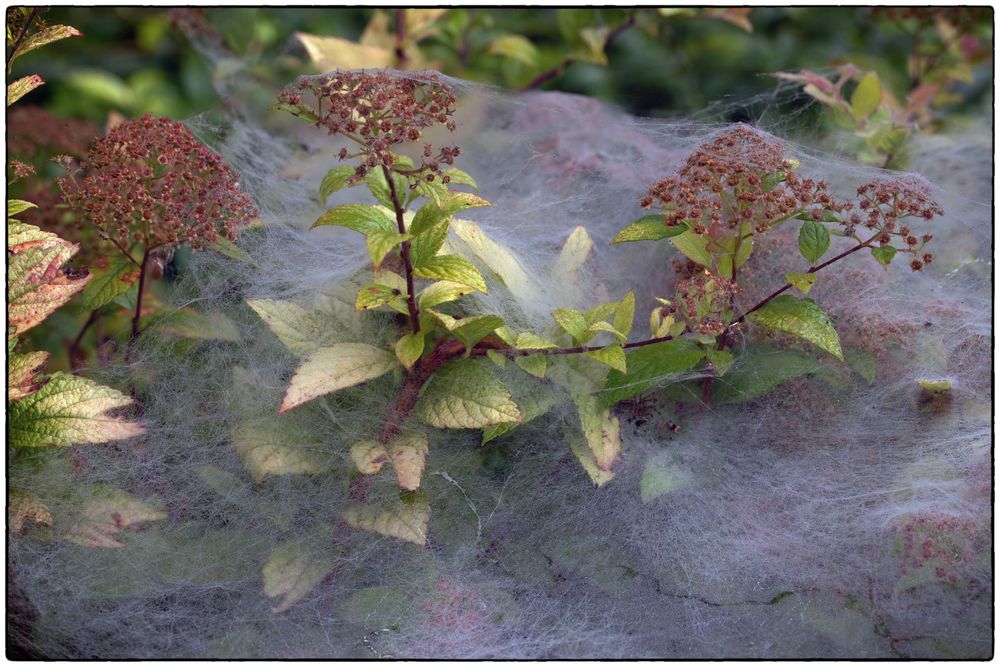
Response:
[486, 33, 539, 67]
[417, 281, 474, 309]
[9, 373, 144, 448]
[410, 192, 490, 237]
[81, 256, 140, 311]
[601, 339, 706, 406]
[292, 31, 394, 69]
[395, 331, 425, 370]
[9, 24, 82, 65]
[280, 343, 398, 412]
[8, 350, 48, 401]
[232, 418, 329, 483]
[670, 229, 713, 267]
[366, 230, 410, 268]
[574, 394, 621, 471]
[247, 299, 326, 355]
[552, 225, 593, 279]
[415, 359, 522, 428]
[552, 307, 588, 344]
[7, 74, 44, 106]
[746, 295, 843, 360]
[412, 254, 487, 293]
[312, 203, 396, 234]
[585, 344, 626, 373]
[851, 72, 882, 119]
[450, 218, 535, 302]
[612, 216, 686, 244]
[785, 271, 817, 294]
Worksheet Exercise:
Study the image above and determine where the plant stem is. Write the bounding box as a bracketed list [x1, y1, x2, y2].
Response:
[394, 9, 407, 68]
[522, 11, 635, 91]
[7, 8, 38, 74]
[469, 332, 677, 358]
[68, 309, 99, 371]
[126, 247, 151, 362]
[383, 166, 420, 335]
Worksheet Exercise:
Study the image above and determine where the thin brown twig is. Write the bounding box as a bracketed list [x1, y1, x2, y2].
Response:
[7, 8, 39, 74]
[521, 11, 636, 91]
[382, 166, 420, 334]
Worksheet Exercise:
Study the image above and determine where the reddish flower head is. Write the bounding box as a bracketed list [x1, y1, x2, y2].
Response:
[59, 114, 258, 251]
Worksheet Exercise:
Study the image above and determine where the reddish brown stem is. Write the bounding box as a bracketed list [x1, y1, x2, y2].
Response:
[6, 8, 39, 74]
[383, 166, 420, 335]
[68, 309, 100, 371]
[126, 248, 151, 362]
[522, 12, 635, 91]
[394, 9, 407, 68]
[378, 339, 466, 443]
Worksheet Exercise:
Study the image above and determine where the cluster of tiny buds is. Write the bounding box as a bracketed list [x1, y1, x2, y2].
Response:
[891, 512, 979, 585]
[59, 114, 258, 252]
[278, 70, 460, 183]
[641, 126, 848, 238]
[667, 272, 740, 336]
[851, 178, 943, 270]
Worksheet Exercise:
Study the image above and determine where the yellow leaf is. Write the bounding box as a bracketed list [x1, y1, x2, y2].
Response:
[343, 499, 430, 546]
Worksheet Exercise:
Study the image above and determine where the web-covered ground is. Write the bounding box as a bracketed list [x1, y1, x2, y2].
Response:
[8, 65, 992, 659]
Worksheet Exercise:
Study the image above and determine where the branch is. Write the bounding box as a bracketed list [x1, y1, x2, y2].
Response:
[394, 9, 407, 69]
[6, 8, 39, 74]
[382, 166, 420, 335]
[126, 247, 151, 363]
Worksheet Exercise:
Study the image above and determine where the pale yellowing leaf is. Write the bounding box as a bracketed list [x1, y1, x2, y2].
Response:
[81, 255, 140, 310]
[574, 394, 621, 472]
[9, 489, 53, 534]
[343, 499, 430, 546]
[415, 359, 522, 429]
[585, 344, 626, 373]
[232, 419, 329, 483]
[552, 225, 593, 279]
[395, 331, 425, 370]
[247, 298, 325, 355]
[263, 539, 336, 613]
[293, 31, 393, 70]
[514, 354, 547, 378]
[280, 343, 398, 412]
[350, 433, 428, 491]
[486, 33, 539, 67]
[8, 350, 48, 401]
[418, 281, 474, 309]
[7, 74, 44, 106]
[64, 486, 166, 548]
[412, 254, 487, 293]
[565, 425, 615, 487]
[450, 218, 536, 302]
[8, 373, 144, 448]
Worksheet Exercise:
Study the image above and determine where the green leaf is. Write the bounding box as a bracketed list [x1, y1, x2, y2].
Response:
[640, 455, 690, 503]
[366, 230, 410, 268]
[319, 165, 356, 201]
[515, 332, 558, 350]
[917, 378, 952, 393]
[8, 373, 144, 448]
[9, 24, 81, 65]
[844, 346, 877, 385]
[565, 425, 615, 487]
[670, 229, 712, 267]
[851, 72, 882, 119]
[552, 308, 589, 344]
[312, 204, 395, 234]
[871, 245, 897, 269]
[395, 332, 425, 370]
[705, 349, 734, 377]
[514, 354, 547, 378]
[81, 256, 140, 310]
[432, 312, 503, 351]
[409, 192, 490, 237]
[274, 102, 319, 122]
[574, 394, 621, 471]
[355, 283, 405, 312]
[612, 216, 686, 244]
[415, 359, 522, 428]
[7, 74, 44, 106]
[343, 499, 430, 546]
[449, 218, 535, 301]
[717, 230, 753, 279]
[601, 339, 706, 407]
[711, 344, 820, 403]
[747, 295, 843, 360]
[613, 291, 635, 338]
[552, 226, 593, 279]
[8, 350, 48, 401]
[208, 237, 256, 265]
[7, 200, 37, 217]
[365, 167, 408, 209]
[63, 486, 166, 548]
[798, 220, 831, 265]
[232, 418, 329, 483]
[417, 281, 474, 309]
[586, 344, 626, 373]
[247, 298, 330, 355]
[442, 168, 478, 191]
[585, 320, 627, 344]
[263, 539, 336, 613]
[413, 255, 487, 292]
[482, 378, 560, 443]
[409, 221, 448, 267]
[280, 343, 398, 412]
[140, 308, 242, 343]
[416, 177, 449, 204]
[486, 33, 539, 67]
[785, 271, 817, 294]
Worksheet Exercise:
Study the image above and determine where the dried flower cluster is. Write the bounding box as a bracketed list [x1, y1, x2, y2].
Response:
[641, 126, 848, 237]
[59, 114, 258, 251]
[892, 513, 981, 586]
[850, 178, 943, 270]
[666, 272, 740, 336]
[277, 70, 460, 182]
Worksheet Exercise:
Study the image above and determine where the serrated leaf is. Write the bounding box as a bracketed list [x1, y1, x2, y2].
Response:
[552, 307, 589, 344]
[364, 168, 408, 209]
[263, 539, 336, 613]
[612, 216, 686, 244]
[613, 291, 635, 338]
[280, 343, 398, 412]
[705, 349, 734, 377]
[486, 33, 539, 66]
[785, 271, 817, 294]
[8, 350, 48, 401]
[586, 344, 626, 373]
[409, 221, 448, 267]
[366, 230, 410, 268]
[670, 229, 712, 267]
[312, 204, 395, 234]
[552, 226, 593, 279]
[415, 359, 522, 428]
[413, 254, 487, 292]
[443, 168, 478, 190]
[486, 350, 507, 369]
[9, 373, 143, 447]
[410, 192, 490, 237]
[9, 24, 82, 65]
[482, 378, 560, 444]
[601, 339, 705, 407]
[9, 489, 53, 534]
[450, 218, 535, 301]
[7, 74, 44, 106]
[417, 281, 473, 309]
[514, 354, 547, 378]
[574, 394, 621, 471]
[585, 320, 627, 344]
[432, 312, 503, 351]
[64, 486, 166, 548]
[515, 332, 558, 350]
[350, 432, 428, 491]
[798, 220, 831, 265]
[565, 425, 615, 487]
[343, 500, 430, 546]
[319, 165, 356, 201]
[851, 72, 882, 119]
[247, 299, 325, 355]
[711, 344, 821, 403]
[395, 331, 425, 370]
[81, 255, 140, 310]
[746, 295, 843, 360]
[356, 283, 404, 312]
[232, 418, 329, 483]
[8, 221, 90, 338]
[871, 245, 897, 269]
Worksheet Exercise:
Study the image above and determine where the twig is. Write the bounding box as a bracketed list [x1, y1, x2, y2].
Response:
[6, 8, 39, 74]
[126, 247, 151, 363]
[382, 165, 420, 335]
[68, 309, 99, 371]
[394, 9, 407, 69]
[521, 11, 636, 91]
